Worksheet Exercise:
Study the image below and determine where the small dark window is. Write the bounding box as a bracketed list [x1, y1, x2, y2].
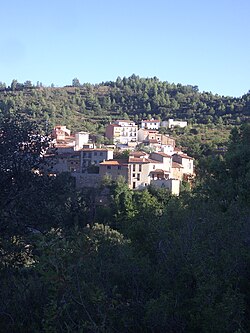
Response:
[107, 166, 111, 169]
[118, 166, 121, 170]
[133, 164, 136, 172]
[133, 182, 136, 189]
[139, 165, 142, 172]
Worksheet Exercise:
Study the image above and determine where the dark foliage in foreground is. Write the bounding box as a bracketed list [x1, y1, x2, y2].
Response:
[0, 112, 249, 332]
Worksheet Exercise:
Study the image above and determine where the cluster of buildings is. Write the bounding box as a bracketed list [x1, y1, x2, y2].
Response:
[42, 118, 193, 196]
[105, 119, 187, 145]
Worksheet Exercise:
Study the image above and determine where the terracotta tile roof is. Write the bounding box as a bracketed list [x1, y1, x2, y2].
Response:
[128, 157, 150, 163]
[147, 158, 163, 164]
[129, 151, 148, 157]
[152, 152, 172, 158]
[172, 162, 183, 168]
[173, 153, 194, 160]
[100, 159, 128, 166]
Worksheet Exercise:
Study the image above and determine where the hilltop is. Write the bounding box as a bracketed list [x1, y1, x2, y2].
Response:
[0, 75, 249, 137]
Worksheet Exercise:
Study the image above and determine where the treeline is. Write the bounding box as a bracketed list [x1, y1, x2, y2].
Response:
[0, 110, 250, 332]
[0, 75, 249, 135]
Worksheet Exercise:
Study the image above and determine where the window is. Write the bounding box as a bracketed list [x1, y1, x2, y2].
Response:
[133, 173, 136, 178]
[118, 166, 121, 170]
[139, 164, 142, 172]
[107, 166, 111, 169]
[94, 152, 97, 156]
[153, 165, 155, 169]
[100, 152, 103, 156]
[133, 164, 136, 172]
[137, 173, 140, 180]
[88, 153, 91, 158]
[133, 182, 136, 189]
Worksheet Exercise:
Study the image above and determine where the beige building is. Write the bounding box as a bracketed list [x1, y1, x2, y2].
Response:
[171, 161, 184, 180]
[138, 129, 175, 148]
[105, 120, 138, 144]
[99, 148, 196, 195]
[99, 160, 129, 182]
[99, 151, 180, 193]
[172, 153, 194, 179]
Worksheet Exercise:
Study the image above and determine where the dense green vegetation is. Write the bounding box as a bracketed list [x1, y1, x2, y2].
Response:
[1, 75, 248, 166]
[0, 109, 250, 332]
[0, 75, 249, 135]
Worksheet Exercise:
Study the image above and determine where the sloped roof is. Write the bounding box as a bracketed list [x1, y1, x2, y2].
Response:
[129, 151, 148, 157]
[100, 159, 128, 166]
[172, 162, 184, 168]
[173, 153, 194, 160]
[128, 157, 150, 163]
[152, 151, 172, 158]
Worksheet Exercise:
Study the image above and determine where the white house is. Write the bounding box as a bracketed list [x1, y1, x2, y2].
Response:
[162, 119, 187, 129]
[141, 119, 161, 130]
[75, 132, 89, 150]
[105, 120, 138, 144]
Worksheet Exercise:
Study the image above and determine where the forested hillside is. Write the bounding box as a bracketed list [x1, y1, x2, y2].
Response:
[0, 75, 249, 136]
[0, 109, 250, 332]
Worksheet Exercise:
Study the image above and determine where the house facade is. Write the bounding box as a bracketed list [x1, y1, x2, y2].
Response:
[172, 153, 194, 177]
[99, 160, 129, 182]
[141, 119, 161, 130]
[43, 152, 81, 175]
[99, 151, 178, 192]
[162, 119, 187, 129]
[105, 120, 138, 144]
[44, 123, 194, 195]
[52, 125, 71, 140]
[80, 148, 113, 173]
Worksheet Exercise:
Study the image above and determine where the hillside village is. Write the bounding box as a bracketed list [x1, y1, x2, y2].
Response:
[43, 118, 194, 195]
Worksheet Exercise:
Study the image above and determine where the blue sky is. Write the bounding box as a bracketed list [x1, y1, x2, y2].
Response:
[0, 0, 249, 97]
